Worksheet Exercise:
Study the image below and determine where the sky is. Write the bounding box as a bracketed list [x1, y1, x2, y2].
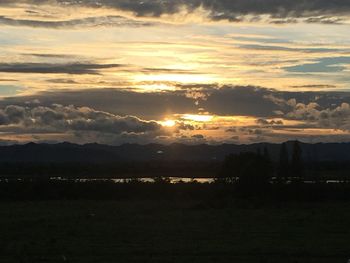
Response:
[1, 0, 350, 145]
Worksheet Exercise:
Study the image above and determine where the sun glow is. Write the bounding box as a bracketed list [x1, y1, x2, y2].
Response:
[160, 120, 176, 127]
[135, 83, 177, 92]
[133, 73, 216, 84]
[181, 114, 214, 122]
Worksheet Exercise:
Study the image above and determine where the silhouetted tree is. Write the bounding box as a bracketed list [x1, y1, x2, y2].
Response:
[220, 152, 272, 192]
[277, 142, 289, 183]
[263, 147, 270, 162]
[263, 146, 273, 177]
[153, 176, 171, 184]
[291, 140, 303, 182]
[257, 147, 262, 156]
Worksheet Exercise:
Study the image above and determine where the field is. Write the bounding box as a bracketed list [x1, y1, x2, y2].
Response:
[1, 199, 350, 263]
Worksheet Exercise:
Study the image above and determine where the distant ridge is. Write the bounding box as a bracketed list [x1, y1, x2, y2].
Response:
[1, 141, 350, 163]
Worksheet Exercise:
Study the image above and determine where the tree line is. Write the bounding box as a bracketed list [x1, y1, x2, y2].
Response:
[218, 140, 305, 188]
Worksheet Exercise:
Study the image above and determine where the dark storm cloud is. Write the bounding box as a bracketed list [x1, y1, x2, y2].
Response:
[54, 0, 350, 19]
[199, 86, 281, 117]
[0, 89, 198, 119]
[0, 104, 163, 134]
[0, 62, 198, 76]
[0, 15, 155, 28]
[3, 86, 289, 119]
[0, 63, 124, 75]
[1, 1, 350, 25]
[2, 85, 350, 121]
[2, 85, 350, 144]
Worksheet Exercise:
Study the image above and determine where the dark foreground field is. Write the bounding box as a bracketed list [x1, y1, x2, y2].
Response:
[1, 199, 350, 263]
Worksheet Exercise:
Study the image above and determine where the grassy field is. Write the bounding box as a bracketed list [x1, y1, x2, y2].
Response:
[0, 200, 350, 263]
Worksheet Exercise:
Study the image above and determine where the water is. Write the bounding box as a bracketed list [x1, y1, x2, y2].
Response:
[1, 177, 348, 184]
[50, 177, 215, 184]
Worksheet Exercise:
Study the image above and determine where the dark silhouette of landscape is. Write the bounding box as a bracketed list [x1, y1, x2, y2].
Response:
[2, 141, 350, 263]
[2, 140, 350, 163]
[1, 140, 350, 201]
[1, 140, 350, 183]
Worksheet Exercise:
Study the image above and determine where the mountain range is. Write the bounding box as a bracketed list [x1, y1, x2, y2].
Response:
[0, 141, 349, 163]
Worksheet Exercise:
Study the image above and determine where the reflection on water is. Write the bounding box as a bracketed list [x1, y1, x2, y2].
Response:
[50, 177, 215, 184]
[1, 177, 349, 184]
[49, 178, 350, 184]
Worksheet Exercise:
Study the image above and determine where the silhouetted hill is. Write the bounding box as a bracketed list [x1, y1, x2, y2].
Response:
[0, 141, 350, 163]
[0, 142, 119, 163]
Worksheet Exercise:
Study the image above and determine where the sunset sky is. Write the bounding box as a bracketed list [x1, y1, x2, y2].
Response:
[1, 0, 350, 145]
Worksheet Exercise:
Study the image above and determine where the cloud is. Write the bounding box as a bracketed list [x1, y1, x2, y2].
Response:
[5, 86, 283, 119]
[58, 0, 350, 20]
[289, 85, 337, 89]
[0, 61, 200, 79]
[238, 44, 339, 53]
[191, 134, 204, 139]
[285, 101, 350, 130]
[0, 104, 162, 135]
[21, 53, 77, 59]
[1, 86, 350, 144]
[304, 16, 345, 24]
[0, 63, 124, 75]
[0, 15, 155, 28]
[1, 1, 350, 25]
[3, 86, 350, 120]
[0, 139, 19, 146]
[199, 86, 281, 117]
[256, 118, 284, 126]
[0, 88, 197, 119]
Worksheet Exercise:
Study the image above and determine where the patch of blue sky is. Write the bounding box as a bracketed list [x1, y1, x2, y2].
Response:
[0, 85, 23, 96]
[285, 57, 350, 73]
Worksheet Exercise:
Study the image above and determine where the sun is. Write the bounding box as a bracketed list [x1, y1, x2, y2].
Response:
[161, 120, 176, 127]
